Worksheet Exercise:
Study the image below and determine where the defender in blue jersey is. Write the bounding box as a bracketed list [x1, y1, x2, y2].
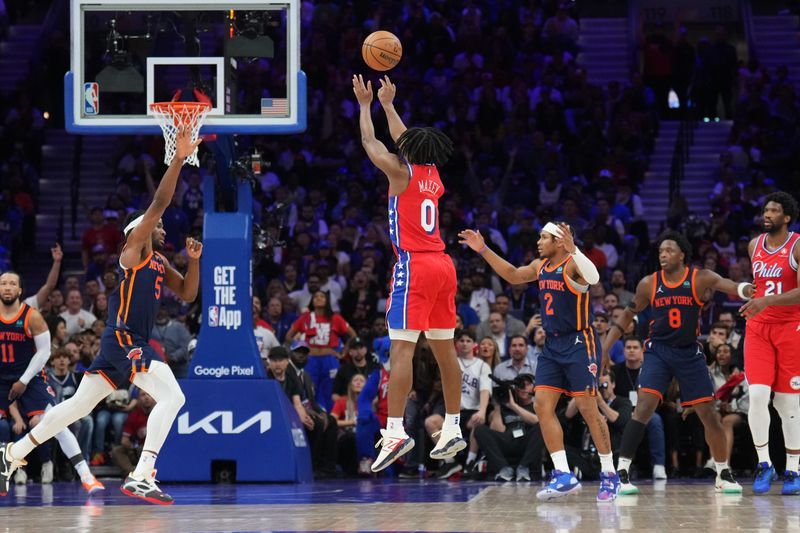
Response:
[602, 231, 752, 495]
[460, 222, 619, 502]
[0, 129, 202, 504]
[0, 272, 103, 495]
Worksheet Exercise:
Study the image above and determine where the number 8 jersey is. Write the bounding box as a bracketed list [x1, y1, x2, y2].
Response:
[648, 267, 702, 347]
[750, 231, 800, 324]
[388, 163, 445, 254]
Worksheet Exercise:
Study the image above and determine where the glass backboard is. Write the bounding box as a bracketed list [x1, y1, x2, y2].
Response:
[67, 0, 305, 134]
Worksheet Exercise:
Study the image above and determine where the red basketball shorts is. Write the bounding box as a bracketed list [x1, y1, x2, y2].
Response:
[744, 319, 800, 393]
[386, 250, 456, 331]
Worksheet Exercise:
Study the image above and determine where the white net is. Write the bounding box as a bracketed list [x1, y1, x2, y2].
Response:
[149, 102, 211, 167]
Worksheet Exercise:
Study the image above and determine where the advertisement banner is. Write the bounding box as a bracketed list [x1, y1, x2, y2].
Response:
[158, 379, 313, 482]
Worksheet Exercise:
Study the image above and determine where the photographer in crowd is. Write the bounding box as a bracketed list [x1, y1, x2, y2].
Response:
[474, 374, 544, 481]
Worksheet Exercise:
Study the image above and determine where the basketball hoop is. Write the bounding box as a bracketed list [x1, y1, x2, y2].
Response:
[149, 101, 211, 167]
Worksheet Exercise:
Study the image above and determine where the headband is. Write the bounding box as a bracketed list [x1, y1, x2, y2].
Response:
[542, 222, 563, 238]
[123, 214, 145, 236]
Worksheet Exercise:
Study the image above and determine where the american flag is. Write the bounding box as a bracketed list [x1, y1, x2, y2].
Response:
[260, 98, 288, 116]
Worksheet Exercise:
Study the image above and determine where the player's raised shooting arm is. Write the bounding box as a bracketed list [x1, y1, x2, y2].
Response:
[353, 74, 409, 193]
[604, 276, 651, 353]
[124, 129, 200, 252]
[377, 76, 407, 142]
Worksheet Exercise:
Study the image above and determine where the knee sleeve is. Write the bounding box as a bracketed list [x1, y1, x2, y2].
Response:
[388, 328, 421, 342]
[425, 328, 455, 340]
[748, 384, 773, 446]
[773, 393, 800, 449]
[133, 360, 185, 410]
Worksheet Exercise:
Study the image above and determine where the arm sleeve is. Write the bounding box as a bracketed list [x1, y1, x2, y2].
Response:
[20, 331, 51, 385]
[570, 249, 600, 285]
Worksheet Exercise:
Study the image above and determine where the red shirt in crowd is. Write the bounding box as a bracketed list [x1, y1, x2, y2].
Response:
[122, 406, 150, 447]
[331, 397, 355, 422]
[81, 223, 122, 255]
[291, 311, 350, 349]
[376, 368, 390, 427]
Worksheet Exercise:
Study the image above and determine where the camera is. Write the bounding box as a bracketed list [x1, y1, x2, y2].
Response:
[489, 373, 535, 404]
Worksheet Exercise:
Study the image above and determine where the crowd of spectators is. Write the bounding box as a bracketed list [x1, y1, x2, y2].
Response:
[2, 1, 800, 483]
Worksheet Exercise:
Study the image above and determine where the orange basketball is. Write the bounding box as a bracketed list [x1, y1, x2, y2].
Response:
[362, 31, 402, 71]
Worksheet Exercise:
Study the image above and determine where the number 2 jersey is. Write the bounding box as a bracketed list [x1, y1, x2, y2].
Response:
[106, 251, 167, 342]
[388, 163, 445, 255]
[648, 267, 702, 347]
[750, 232, 800, 324]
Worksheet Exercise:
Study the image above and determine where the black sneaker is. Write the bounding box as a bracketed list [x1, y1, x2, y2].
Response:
[435, 461, 463, 480]
[120, 472, 174, 505]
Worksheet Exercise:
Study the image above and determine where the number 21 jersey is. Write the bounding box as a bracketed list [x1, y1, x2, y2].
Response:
[751, 232, 800, 323]
[388, 163, 445, 255]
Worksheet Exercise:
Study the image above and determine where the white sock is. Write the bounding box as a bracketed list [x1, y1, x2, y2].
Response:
[715, 461, 729, 475]
[599, 453, 615, 474]
[787, 454, 800, 473]
[617, 457, 632, 472]
[386, 417, 405, 436]
[467, 451, 477, 464]
[72, 457, 92, 482]
[756, 444, 772, 466]
[551, 450, 570, 473]
[132, 451, 157, 479]
[443, 412, 460, 430]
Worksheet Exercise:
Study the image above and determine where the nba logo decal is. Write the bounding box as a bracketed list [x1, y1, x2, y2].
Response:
[208, 305, 220, 327]
[126, 347, 143, 361]
[790, 376, 800, 391]
[84, 82, 99, 115]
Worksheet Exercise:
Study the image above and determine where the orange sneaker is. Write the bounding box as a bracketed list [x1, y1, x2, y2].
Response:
[89, 453, 106, 466]
[82, 475, 105, 495]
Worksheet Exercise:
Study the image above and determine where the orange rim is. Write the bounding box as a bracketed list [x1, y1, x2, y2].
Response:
[149, 101, 211, 114]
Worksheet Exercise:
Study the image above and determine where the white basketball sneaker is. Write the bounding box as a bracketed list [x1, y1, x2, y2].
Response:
[371, 430, 414, 473]
[429, 427, 467, 460]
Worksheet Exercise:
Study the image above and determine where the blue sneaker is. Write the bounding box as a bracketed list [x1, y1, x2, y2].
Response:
[782, 471, 800, 495]
[597, 471, 620, 501]
[536, 470, 582, 501]
[753, 462, 776, 494]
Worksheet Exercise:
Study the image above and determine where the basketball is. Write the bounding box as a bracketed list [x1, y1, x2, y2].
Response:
[362, 30, 402, 71]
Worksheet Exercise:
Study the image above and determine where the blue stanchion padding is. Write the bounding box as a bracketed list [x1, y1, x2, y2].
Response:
[189, 177, 264, 379]
[157, 379, 313, 482]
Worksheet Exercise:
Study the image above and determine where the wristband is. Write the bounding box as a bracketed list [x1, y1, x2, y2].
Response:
[737, 282, 751, 300]
[477, 245, 488, 255]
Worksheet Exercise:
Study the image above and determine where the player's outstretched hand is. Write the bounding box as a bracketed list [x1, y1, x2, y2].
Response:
[174, 126, 202, 163]
[352, 74, 373, 106]
[458, 229, 486, 253]
[377, 75, 396, 107]
[555, 222, 576, 254]
[185, 237, 203, 260]
[739, 296, 768, 319]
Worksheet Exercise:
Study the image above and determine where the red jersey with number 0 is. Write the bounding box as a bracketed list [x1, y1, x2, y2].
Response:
[751, 232, 800, 323]
[388, 163, 445, 255]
